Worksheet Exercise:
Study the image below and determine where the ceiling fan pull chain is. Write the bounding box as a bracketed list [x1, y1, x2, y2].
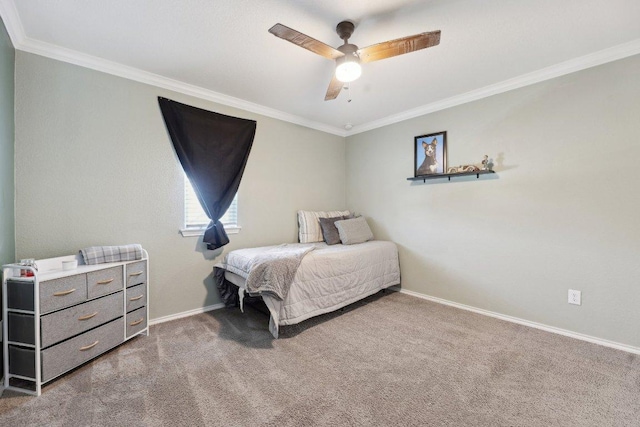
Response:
[344, 83, 354, 131]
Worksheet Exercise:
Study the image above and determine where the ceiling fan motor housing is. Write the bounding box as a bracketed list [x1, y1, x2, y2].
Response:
[337, 43, 359, 59]
[336, 21, 355, 41]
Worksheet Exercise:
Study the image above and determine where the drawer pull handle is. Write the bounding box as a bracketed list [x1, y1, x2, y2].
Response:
[130, 318, 144, 326]
[53, 288, 76, 296]
[96, 278, 114, 285]
[78, 312, 99, 321]
[130, 295, 144, 301]
[129, 271, 144, 277]
[79, 340, 99, 351]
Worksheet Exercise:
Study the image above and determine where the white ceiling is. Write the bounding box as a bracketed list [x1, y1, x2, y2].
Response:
[2, 0, 640, 135]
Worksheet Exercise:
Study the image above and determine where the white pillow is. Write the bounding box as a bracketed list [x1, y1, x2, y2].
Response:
[335, 216, 374, 245]
[298, 210, 350, 243]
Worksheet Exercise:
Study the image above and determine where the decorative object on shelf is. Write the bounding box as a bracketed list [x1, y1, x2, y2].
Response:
[482, 154, 492, 171]
[414, 131, 447, 176]
[446, 165, 480, 174]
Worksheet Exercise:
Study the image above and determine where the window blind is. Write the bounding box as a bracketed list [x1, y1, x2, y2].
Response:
[185, 174, 237, 227]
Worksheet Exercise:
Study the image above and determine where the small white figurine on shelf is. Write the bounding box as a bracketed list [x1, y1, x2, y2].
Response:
[481, 155, 489, 170]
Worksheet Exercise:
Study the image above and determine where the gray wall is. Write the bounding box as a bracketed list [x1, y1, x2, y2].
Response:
[13, 45, 640, 348]
[346, 54, 640, 347]
[0, 16, 15, 269]
[14, 52, 346, 320]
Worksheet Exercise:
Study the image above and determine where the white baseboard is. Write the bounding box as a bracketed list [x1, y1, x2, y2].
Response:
[146, 289, 640, 355]
[391, 287, 640, 355]
[149, 303, 225, 326]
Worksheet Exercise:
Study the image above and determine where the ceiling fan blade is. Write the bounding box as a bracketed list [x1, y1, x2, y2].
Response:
[325, 75, 344, 101]
[358, 30, 441, 63]
[269, 23, 344, 60]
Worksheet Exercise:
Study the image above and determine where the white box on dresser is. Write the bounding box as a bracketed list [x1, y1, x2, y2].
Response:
[2, 249, 149, 395]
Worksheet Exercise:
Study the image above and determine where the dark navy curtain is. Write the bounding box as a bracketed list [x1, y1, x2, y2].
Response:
[158, 97, 256, 250]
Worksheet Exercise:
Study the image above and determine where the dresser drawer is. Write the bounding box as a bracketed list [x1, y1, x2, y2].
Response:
[126, 260, 147, 288]
[40, 292, 124, 348]
[40, 274, 87, 314]
[126, 284, 146, 313]
[7, 312, 35, 345]
[41, 318, 124, 383]
[9, 345, 36, 378]
[126, 306, 147, 338]
[87, 266, 123, 299]
[7, 280, 35, 311]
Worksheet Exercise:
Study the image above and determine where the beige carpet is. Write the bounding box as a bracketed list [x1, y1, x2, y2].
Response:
[1, 291, 639, 426]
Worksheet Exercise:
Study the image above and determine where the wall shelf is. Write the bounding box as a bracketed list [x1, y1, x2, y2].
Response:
[407, 170, 495, 182]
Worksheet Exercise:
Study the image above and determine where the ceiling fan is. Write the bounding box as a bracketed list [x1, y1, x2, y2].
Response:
[268, 21, 441, 101]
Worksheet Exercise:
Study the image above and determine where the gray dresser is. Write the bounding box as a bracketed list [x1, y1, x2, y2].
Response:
[2, 251, 149, 395]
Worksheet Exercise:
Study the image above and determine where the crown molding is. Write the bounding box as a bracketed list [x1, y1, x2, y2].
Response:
[0, 0, 25, 47]
[0, 0, 346, 137]
[16, 37, 347, 136]
[348, 38, 640, 136]
[2, 0, 639, 138]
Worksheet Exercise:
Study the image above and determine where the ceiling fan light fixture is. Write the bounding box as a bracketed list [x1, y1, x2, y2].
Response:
[335, 54, 362, 83]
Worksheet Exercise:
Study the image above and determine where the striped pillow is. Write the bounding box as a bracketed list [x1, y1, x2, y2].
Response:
[298, 210, 351, 243]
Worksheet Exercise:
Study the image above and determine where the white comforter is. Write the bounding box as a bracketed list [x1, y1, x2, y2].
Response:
[220, 240, 401, 337]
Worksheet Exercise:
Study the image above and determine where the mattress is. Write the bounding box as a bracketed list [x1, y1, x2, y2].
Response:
[220, 240, 400, 337]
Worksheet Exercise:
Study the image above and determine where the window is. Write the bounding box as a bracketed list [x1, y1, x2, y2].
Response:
[181, 174, 240, 236]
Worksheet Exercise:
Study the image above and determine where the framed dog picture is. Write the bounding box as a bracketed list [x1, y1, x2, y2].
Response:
[414, 131, 447, 176]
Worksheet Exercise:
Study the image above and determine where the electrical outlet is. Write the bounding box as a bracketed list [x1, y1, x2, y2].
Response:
[568, 289, 581, 305]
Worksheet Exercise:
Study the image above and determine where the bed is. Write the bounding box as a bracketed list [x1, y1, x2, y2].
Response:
[215, 238, 400, 338]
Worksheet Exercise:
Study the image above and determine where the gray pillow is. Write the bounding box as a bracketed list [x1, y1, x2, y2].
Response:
[334, 216, 374, 245]
[318, 216, 345, 245]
